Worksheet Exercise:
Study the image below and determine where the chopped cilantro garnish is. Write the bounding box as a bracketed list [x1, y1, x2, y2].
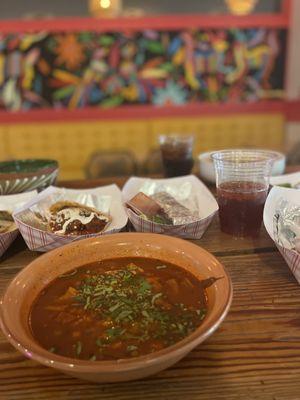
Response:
[72, 263, 207, 355]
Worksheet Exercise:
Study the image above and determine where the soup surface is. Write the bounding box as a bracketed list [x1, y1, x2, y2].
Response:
[30, 257, 208, 361]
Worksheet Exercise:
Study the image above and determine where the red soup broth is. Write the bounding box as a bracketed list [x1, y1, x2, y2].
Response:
[29, 257, 208, 361]
[217, 181, 268, 238]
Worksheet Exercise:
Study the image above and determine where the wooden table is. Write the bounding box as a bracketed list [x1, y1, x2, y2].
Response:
[1, 176, 300, 400]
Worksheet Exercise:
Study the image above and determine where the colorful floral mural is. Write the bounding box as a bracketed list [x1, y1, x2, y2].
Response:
[0, 28, 286, 111]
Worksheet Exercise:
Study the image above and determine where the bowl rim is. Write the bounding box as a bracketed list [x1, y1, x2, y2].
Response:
[0, 233, 233, 373]
[198, 149, 285, 161]
[0, 159, 59, 179]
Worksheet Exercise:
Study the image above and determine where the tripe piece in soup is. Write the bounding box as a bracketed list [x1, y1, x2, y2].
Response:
[29, 258, 209, 361]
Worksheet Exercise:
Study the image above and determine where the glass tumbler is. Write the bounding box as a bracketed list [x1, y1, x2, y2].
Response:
[212, 149, 274, 238]
[159, 134, 194, 177]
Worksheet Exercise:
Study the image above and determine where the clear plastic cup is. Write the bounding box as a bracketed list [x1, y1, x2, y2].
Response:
[159, 134, 194, 177]
[212, 149, 275, 238]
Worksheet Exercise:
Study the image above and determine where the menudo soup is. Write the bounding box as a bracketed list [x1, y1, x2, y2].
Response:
[29, 258, 208, 361]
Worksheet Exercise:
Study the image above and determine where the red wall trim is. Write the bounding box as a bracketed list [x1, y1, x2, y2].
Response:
[285, 101, 300, 121]
[0, 14, 289, 34]
[1, 101, 299, 124]
[0, 102, 287, 124]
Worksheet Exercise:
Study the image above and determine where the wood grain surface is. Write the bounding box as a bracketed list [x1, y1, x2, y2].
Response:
[1, 175, 300, 400]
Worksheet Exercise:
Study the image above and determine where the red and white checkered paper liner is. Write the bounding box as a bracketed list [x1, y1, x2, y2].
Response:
[126, 208, 216, 239]
[264, 186, 300, 284]
[276, 245, 300, 284]
[14, 219, 123, 252]
[0, 229, 19, 257]
[13, 185, 128, 252]
[0, 190, 37, 257]
[123, 175, 218, 239]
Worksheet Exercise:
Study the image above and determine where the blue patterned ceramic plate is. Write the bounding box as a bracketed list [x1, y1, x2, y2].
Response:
[0, 159, 59, 194]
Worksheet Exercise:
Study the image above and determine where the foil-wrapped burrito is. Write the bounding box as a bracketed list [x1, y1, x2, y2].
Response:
[127, 191, 199, 225]
[274, 199, 300, 253]
[152, 192, 198, 225]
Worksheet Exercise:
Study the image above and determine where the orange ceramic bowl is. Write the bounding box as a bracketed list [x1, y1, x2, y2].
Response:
[0, 233, 232, 383]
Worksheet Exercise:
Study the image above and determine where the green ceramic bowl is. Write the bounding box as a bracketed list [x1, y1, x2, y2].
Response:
[0, 159, 59, 194]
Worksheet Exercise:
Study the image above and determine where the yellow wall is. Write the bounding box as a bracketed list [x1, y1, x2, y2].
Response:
[0, 113, 285, 179]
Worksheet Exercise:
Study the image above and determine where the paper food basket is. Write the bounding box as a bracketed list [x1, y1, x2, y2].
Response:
[13, 185, 128, 252]
[270, 171, 300, 188]
[0, 191, 37, 257]
[122, 175, 218, 239]
[264, 186, 300, 284]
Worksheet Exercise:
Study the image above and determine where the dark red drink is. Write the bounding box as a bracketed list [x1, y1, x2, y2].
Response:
[159, 135, 194, 177]
[162, 157, 194, 177]
[217, 181, 268, 238]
